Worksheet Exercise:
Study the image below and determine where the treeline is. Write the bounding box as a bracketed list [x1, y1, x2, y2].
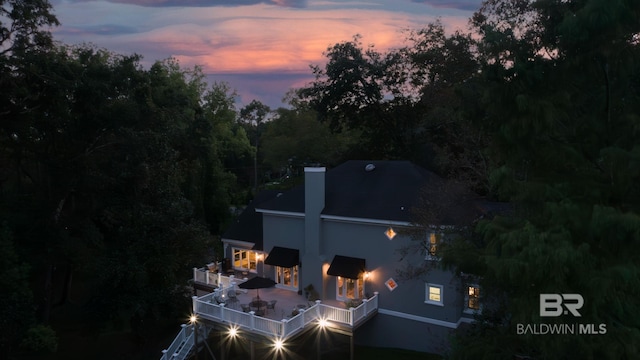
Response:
[2, 0, 640, 359]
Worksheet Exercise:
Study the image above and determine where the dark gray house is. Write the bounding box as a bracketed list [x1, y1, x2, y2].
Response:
[220, 160, 487, 354]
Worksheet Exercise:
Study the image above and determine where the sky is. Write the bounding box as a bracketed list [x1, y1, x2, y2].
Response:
[50, 0, 482, 109]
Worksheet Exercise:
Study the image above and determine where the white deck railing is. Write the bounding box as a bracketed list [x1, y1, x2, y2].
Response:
[193, 267, 244, 288]
[192, 291, 379, 340]
[164, 270, 379, 359]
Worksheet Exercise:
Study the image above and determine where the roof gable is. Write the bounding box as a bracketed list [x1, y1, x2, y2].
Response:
[221, 190, 281, 249]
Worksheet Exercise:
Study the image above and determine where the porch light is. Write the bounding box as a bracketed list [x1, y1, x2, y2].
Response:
[384, 227, 396, 240]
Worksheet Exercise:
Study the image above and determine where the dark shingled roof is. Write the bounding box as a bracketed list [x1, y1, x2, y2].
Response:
[221, 190, 281, 250]
[257, 160, 451, 223]
[225, 161, 510, 240]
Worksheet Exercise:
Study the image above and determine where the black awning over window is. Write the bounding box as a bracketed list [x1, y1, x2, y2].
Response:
[264, 246, 299, 268]
[327, 255, 365, 279]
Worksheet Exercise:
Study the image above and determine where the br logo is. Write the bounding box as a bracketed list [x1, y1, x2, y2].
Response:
[540, 294, 584, 317]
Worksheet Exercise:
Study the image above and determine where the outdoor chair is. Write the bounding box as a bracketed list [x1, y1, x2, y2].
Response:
[266, 300, 277, 314]
[241, 304, 251, 312]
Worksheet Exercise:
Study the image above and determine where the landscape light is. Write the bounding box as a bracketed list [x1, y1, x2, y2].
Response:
[274, 339, 284, 351]
[228, 326, 238, 338]
[318, 318, 328, 328]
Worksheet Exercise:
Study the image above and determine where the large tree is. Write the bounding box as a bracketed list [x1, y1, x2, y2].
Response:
[442, 0, 640, 358]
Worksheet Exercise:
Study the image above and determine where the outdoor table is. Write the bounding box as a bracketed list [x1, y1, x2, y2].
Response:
[250, 299, 267, 316]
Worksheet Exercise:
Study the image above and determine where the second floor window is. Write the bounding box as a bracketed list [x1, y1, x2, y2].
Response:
[467, 285, 480, 310]
[426, 232, 442, 260]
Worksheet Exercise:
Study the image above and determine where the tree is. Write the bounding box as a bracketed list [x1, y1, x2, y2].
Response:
[442, 0, 640, 358]
[300, 35, 412, 159]
[399, 21, 490, 194]
[260, 106, 352, 172]
[0, 0, 59, 56]
[239, 99, 271, 190]
[298, 28, 489, 185]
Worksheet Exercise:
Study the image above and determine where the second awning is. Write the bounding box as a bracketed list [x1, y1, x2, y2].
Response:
[264, 246, 299, 268]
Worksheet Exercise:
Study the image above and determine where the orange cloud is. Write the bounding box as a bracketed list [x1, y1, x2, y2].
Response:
[142, 5, 471, 74]
[54, 2, 473, 76]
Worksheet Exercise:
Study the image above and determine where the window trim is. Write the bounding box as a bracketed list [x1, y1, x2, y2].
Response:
[425, 283, 444, 306]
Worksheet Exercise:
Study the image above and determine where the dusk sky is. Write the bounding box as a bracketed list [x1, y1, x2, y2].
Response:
[51, 0, 482, 109]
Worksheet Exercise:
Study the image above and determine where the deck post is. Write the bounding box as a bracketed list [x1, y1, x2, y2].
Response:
[315, 300, 321, 318]
[250, 311, 256, 329]
[373, 292, 379, 314]
[349, 308, 354, 326]
[220, 303, 226, 321]
[192, 296, 198, 315]
[299, 309, 305, 331]
[161, 349, 168, 360]
[193, 267, 198, 283]
[205, 269, 210, 285]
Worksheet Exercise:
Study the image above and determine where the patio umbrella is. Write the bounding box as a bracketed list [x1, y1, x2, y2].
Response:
[238, 276, 276, 300]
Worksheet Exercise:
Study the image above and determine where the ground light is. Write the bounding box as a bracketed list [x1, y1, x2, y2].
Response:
[228, 326, 238, 338]
[317, 318, 328, 328]
[189, 314, 199, 360]
[273, 339, 284, 351]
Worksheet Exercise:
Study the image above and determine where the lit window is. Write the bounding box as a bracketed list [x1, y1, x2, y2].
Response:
[466, 285, 481, 312]
[425, 283, 443, 306]
[426, 233, 442, 260]
[232, 248, 258, 272]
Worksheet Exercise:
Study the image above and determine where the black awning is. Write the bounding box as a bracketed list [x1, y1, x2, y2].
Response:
[327, 255, 366, 279]
[264, 246, 299, 268]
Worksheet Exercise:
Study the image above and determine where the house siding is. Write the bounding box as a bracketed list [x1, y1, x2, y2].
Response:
[355, 312, 454, 354]
[321, 220, 464, 323]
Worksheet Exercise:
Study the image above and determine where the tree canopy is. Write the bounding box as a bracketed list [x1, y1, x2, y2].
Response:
[1, 19, 252, 357]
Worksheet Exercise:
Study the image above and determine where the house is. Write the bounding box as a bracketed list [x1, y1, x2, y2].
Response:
[215, 160, 493, 355]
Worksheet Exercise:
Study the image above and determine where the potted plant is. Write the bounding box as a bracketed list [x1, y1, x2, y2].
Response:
[303, 284, 314, 299]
